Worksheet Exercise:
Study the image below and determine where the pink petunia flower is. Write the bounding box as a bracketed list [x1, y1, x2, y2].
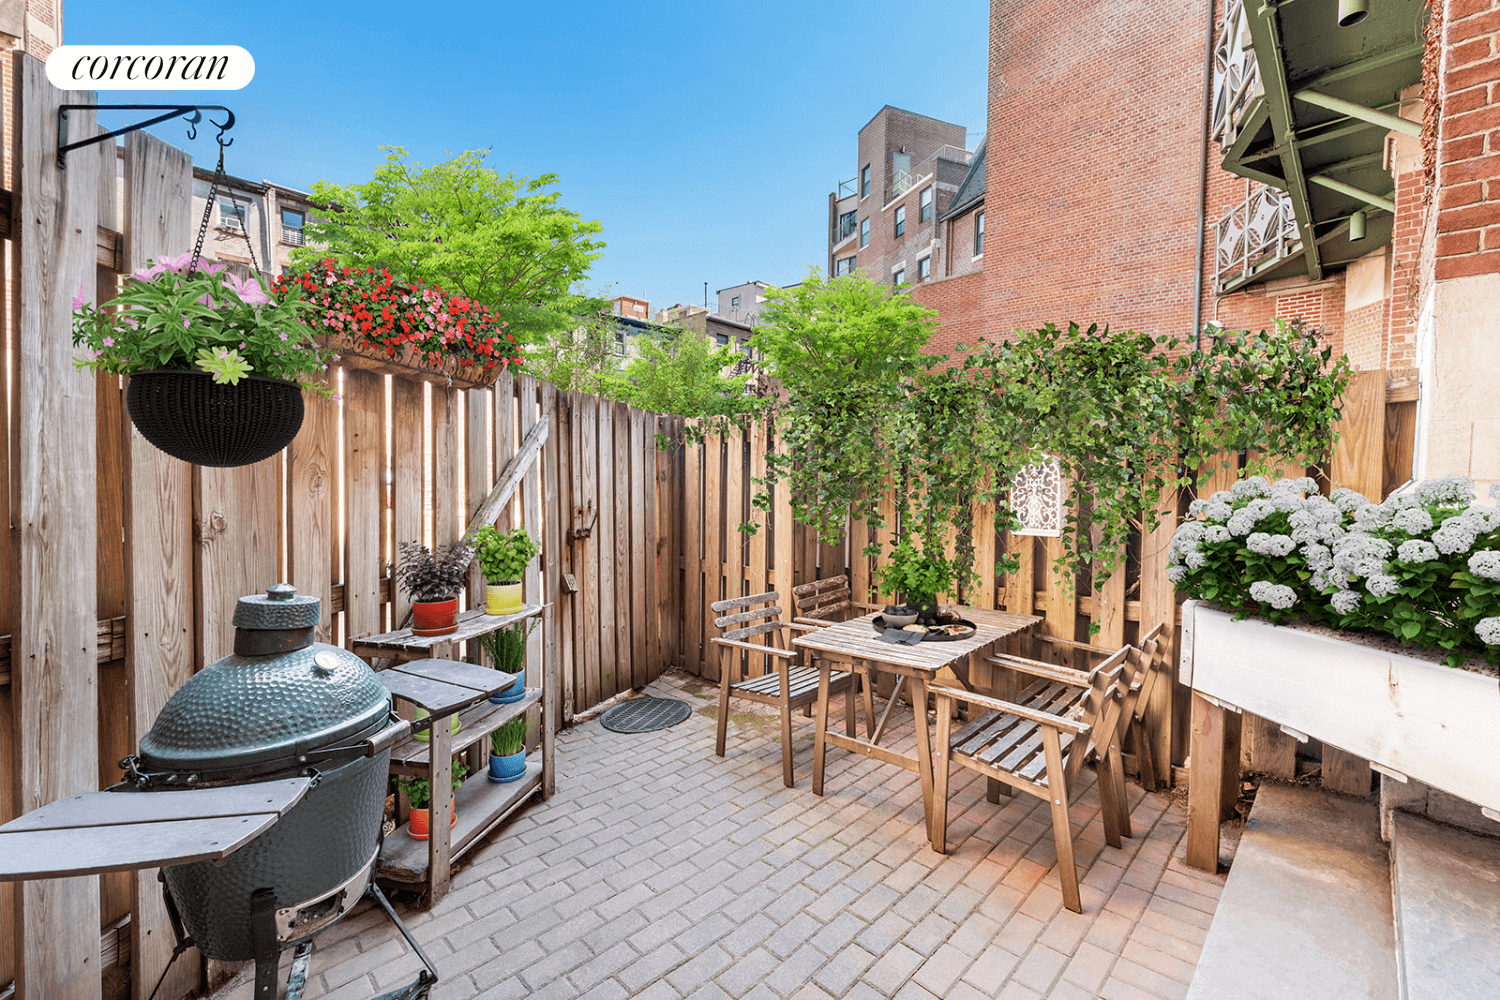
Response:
[102, 336, 115, 347]
[72, 285, 88, 310]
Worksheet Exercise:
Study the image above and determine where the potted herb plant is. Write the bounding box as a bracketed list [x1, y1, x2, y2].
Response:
[469, 525, 540, 615]
[488, 716, 528, 783]
[476, 619, 537, 704]
[875, 535, 958, 625]
[396, 539, 474, 635]
[71, 252, 334, 467]
[396, 760, 469, 840]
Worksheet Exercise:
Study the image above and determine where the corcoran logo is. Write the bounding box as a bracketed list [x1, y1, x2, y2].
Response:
[45, 45, 254, 90]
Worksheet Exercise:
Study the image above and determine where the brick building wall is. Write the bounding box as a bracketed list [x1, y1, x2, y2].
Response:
[942, 209, 984, 279]
[981, 0, 1209, 346]
[1433, 0, 1500, 280]
[912, 270, 984, 357]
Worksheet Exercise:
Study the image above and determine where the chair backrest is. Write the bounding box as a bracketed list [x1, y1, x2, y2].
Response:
[712, 590, 786, 644]
[1066, 647, 1130, 790]
[1123, 623, 1168, 724]
[790, 575, 852, 623]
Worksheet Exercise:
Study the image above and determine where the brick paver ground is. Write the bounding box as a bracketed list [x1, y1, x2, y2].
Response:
[210, 671, 1226, 1000]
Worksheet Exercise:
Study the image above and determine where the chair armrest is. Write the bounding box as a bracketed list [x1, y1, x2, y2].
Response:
[852, 601, 885, 611]
[711, 636, 798, 658]
[986, 653, 1093, 688]
[1041, 635, 1117, 656]
[928, 684, 1090, 736]
[792, 617, 834, 628]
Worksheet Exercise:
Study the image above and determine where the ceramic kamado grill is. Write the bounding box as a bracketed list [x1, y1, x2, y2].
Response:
[0, 583, 508, 1000]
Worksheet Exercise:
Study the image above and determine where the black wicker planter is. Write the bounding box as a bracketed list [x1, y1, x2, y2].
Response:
[126, 369, 304, 468]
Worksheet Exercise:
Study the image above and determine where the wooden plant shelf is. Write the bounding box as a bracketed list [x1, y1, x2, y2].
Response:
[378, 761, 543, 884]
[387, 689, 541, 776]
[353, 604, 544, 662]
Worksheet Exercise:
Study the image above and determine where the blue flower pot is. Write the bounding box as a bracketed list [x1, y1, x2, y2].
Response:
[488, 750, 526, 783]
[487, 672, 526, 704]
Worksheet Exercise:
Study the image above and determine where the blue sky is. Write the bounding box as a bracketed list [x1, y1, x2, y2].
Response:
[66, 2, 988, 312]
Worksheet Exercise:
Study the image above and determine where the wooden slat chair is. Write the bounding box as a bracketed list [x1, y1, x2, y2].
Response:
[790, 574, 854, 627]
[930, 647, 1130, 913]
[1024, 623, 1170, 792]
[711, 590, 858, 788]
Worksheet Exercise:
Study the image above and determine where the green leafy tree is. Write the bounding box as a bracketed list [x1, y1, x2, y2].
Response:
[618, 320, 754, 417]
[522, 294, 624, 396]
[293, 146, 604, 342]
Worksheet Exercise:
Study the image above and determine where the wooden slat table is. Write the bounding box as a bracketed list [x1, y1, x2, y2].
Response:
[793, 608, 1041, 847]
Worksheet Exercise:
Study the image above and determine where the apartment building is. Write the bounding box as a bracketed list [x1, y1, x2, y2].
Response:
[826, 106, 974, 291]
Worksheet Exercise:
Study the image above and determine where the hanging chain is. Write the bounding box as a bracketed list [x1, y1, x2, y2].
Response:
[188, 137, 263, 277]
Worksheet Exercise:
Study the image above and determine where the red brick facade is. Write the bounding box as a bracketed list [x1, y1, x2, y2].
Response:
[1434, 0, 1500, 280]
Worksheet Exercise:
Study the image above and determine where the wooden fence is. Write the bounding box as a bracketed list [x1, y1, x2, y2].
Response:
[0, 56, 682, 1000]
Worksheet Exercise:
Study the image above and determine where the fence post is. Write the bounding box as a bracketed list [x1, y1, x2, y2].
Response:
[13, 56, 103, 1000]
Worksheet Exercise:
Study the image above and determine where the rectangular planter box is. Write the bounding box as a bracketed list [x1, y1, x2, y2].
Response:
[1181, 600, 1500, 814]
[321, 331, 502, 390]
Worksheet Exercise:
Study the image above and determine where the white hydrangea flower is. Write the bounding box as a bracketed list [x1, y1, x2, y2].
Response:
[1330, 589, 1362, 615]
[1227, 510, 1258, 537]
[1476, 617, 1500, 646]
[1456, 506, 1498, 533]
[1296, 477, 1319, 494]
[1210, 490, 1232, 504]
[1353, 504, 1393, 530]
[1468, 550, 1500, 581]
[1393, 507, 1434, 534]
[1248, 580, 1297, 609]
[1310, 568, 1342, 592]
[1304, 495, 1341, 523]
[1291, 525, 1320, 545]
[1490, 482, 1500, 503]
[1331, 487, 1370, 514]
[1397, 539, 1439, 564]
[1288, 509, 1317, 530]
[1386, 493, 1423, 511]
[1302, 542, 1333, 572]
[1366, 574, 1402, 598]
[1231, 477, 1271, 500]
[1268, 488, 1304, 513]
[1416, 474, 1474, 507]
[1433, 516, 1478, 555]
[1203, 500, 1233, 523]
[1247, 532, 1296, 557]
[1183, 549, 1207, 570]
[1188, 499, 1208, 518]
[1204, 525, 1231, 544]
[1167, 564, 1188, 584]
[1332, 534, 1393, 578]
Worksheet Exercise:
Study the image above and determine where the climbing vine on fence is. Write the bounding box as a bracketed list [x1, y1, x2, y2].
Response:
[740, 270, 1353, 591]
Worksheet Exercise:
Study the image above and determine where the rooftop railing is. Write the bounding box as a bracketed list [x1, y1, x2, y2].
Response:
[1212, 0, 1263, 147]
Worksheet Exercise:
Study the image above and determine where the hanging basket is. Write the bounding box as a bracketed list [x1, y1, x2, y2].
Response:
[319, 331, 500, 390]
[125, 369, 305, 468]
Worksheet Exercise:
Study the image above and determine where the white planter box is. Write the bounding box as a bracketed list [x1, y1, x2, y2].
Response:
[1181, 600, 1500, 814]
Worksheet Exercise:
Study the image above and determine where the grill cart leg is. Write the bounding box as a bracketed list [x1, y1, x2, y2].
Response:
[284, 941, 314, 1000]
[145, 874, 197, 1000]
[250, 887, 280, 1000]
[366, 883, 440, 999]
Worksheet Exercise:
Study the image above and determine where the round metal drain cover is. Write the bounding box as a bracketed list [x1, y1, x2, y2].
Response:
[600, 697, 692, 734]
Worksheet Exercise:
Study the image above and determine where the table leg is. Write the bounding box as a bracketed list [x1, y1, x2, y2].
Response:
[909, 675, 939, 847]
[428, 716, 454, 904]
[812, 661, 832, 796]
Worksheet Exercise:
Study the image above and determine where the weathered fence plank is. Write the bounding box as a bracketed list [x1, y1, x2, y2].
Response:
[630, 406, 648, 687]
[343, 369, 384, 642]
[13, 60, 102, 1000]
[613, 401, 631, 689]
[684, 430, 703, 672]
[391, 377, 424, 628]
[121, 128, 201, 1000]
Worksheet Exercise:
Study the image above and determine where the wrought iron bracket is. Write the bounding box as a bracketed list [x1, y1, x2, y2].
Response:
[57, 103, 235, 169]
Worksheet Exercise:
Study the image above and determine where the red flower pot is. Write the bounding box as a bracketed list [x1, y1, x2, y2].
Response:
[411, 598, 458, 636]
[407, 802, 457, 840]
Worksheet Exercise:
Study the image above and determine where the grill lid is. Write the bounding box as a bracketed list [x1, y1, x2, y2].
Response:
[139, 585, 390, 779]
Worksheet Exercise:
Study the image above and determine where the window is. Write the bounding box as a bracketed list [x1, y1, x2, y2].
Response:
[892, 151, 911, 195]
[715, 333, 730, 346]
[219, 198, 247, 232]
[918, 256, 931, 282]
[731, 296, 740, 309]
[894, 205, 906, 238]
[975, 210, 985, 256]
[836, 209, 858, 242]
[859, 217, 870, 248]
[893, 268, 905, 287]
[860, 165, 871, 198]
[835, 255, 856, 276]
[281, 208, 305, 246]
[614, 330, 627, 356]
[919, 186, 933, 223]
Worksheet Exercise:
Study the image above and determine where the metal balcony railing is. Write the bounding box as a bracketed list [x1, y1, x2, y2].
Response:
[1212, 0, 1263, 147]
[892, 168, 912, 198]
[838, 177, 858, 198]
[1215, 183, 1300, 290]
[282, 226, 305, 246]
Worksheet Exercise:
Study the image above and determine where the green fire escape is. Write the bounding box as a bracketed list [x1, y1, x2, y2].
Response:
[1212, 0, 1426, 293]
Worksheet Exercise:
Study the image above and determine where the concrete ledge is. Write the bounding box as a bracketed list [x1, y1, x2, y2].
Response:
[1391, 810, 1500, 1000]
[1186, 782, 1396, 1000]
